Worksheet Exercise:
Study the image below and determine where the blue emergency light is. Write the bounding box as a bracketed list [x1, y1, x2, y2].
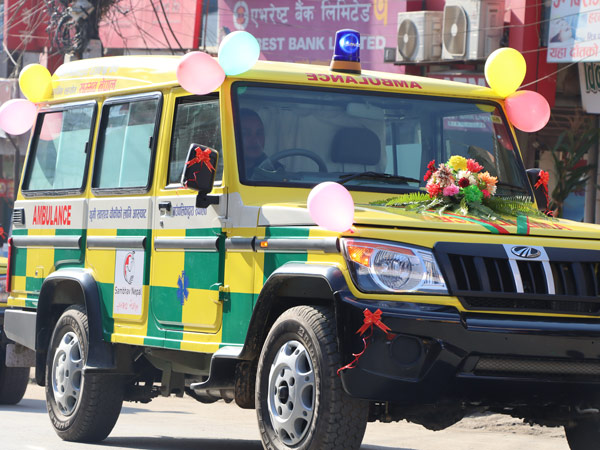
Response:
[334, 29, 360, 62]
[330, 29, 362, 74]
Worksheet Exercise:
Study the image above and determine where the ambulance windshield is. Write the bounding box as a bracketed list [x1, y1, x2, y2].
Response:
[233, 83, 531, 197]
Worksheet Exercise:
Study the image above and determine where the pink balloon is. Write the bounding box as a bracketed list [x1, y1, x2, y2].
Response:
[176, 52, 226, 95]
[0, 99, 37, 135]
[307, 182, 354, 232]
[505, 90, 551, 133]
[40, 111, 63, 141]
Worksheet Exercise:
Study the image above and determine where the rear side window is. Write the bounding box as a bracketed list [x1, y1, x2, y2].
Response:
[168, 96, 222, 185]
[23, 103, 95, 192]
[93, 95, 160, 190]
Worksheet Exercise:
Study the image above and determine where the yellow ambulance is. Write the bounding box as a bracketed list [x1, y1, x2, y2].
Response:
[5, 30, 600, 450]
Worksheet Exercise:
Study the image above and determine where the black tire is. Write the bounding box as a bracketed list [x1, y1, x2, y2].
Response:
[565, 419, 600, 450]
[0, 347, 29, 405]
[256, 305, 368, 450]
[45, 305, 123, 442]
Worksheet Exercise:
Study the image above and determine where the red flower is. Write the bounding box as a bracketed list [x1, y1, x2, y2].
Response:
[427, 160, 436, 171]
[482, 189, 491, 198]
[426, 183, 442, 197]
[466, 159, 483, 173]
[458, 177, 470, 188]
[424, 170, 432, 181]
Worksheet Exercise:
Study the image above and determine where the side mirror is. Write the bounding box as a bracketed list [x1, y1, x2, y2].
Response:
[526, 168, 548, 211]
[182, 143, 220, 208]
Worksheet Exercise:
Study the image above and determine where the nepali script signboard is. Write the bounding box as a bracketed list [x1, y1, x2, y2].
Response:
[219, 1, 408, 72]
[579, 62, 600, 113]
[547, 0, 600, 63]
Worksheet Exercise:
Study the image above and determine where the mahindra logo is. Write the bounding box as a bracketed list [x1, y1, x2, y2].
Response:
[511, 246, 541, 259]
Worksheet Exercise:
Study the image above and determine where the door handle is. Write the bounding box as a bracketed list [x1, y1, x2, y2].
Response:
[158, 201, 172, 213]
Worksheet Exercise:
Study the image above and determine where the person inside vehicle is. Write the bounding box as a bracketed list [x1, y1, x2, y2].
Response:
[239, 108, 282, 178]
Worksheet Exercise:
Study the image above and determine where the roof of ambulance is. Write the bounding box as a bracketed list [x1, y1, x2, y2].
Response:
[49, 55, 500, 102]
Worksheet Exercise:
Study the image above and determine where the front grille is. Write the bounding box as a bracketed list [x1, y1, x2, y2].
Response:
[434, 243, 600, 315]
[475, 356, 600, 377]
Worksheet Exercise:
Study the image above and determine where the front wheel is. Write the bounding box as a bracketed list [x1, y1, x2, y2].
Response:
[256, 305, 368, 450]
[45, 305, 123, 442]
[565, 419, 600, 450]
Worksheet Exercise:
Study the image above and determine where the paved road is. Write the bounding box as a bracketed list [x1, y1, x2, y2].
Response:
[0, 383, 569, 450]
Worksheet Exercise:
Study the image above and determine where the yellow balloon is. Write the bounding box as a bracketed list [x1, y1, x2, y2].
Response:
[18, 64, 53, 103]
[484, 48, 526, 98]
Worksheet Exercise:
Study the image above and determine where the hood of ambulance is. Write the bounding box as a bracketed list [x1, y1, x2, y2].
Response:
[258, 202, 600, 239]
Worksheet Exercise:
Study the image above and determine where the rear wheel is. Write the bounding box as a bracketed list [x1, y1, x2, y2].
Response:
[45, 305, 123, 442]
[0, 346, 29, 405]
[256, 305, 368, 450]
[565, 419, 600, 450]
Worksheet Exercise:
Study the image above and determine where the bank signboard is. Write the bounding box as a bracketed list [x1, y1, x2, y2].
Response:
[219, 0, 407, 72]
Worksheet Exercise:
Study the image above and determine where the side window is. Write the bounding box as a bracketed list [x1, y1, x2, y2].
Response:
[93, 97, 160, 189]
[168, 96, 222, 185]
[23, 103, 95, 192]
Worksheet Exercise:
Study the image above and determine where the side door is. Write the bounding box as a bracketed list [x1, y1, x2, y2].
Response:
[149, 92, 227, 348]
[85, 93, 162, 344]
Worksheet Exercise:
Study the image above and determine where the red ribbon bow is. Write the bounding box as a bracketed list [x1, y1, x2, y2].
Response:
[337, 308, 394, 376]
[356, 308, 392, 337]
[534, 170, 550, 212]
[186, 147, 215, 172]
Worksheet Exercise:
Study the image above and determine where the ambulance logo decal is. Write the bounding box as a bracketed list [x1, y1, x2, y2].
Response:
[177, 271, 189, 306]
[123, 251, 135, 284]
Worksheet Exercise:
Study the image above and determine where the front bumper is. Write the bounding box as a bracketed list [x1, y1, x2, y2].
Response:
[338, 294, 600, 407]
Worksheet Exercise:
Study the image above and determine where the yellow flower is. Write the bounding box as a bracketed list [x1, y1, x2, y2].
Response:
[448, 155, 467, 171]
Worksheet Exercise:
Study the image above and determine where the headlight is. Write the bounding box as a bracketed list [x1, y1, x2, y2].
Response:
[343, 239, 448, 295]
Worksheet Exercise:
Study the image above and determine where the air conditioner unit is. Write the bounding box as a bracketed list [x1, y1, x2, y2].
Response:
[396, 11, 443, 63]
[441, 0, 504, 61]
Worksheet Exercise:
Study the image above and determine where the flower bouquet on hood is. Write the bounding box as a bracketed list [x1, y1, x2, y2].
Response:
[378, 155, 549, 220]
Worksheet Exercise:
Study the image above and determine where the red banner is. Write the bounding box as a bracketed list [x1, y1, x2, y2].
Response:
[99, 0, 203, 50]
[3, 0, 51, 51]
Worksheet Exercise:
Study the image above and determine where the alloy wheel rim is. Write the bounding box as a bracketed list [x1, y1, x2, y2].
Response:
[51, 331, 83, 416]
[267, 340, 315, 446]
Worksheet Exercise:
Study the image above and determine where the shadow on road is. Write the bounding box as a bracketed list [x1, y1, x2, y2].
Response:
[0, 397, 47, 413]
[91, 436, 415, 450]
[95, 436, 264, 449]
[120, 405, 194, 415]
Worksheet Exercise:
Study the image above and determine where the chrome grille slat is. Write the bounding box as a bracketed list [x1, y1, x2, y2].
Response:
[434, 243, 600, 315]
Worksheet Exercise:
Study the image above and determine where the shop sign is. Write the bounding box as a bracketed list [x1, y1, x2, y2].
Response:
[547, 0, 600, 63]
[579, 62, 600, 114]
[219, 0, 407, 72]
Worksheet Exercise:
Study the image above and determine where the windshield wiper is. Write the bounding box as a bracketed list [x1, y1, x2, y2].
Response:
[338, 171, 420, 185]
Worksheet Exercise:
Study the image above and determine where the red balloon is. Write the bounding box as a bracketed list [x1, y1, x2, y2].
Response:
[505, 90, 551, 133]
[176, 52, 225, 96]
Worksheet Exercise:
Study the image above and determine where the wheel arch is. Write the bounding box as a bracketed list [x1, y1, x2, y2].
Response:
[239, 263, 349, 361]
[35, 269, 115, 385]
